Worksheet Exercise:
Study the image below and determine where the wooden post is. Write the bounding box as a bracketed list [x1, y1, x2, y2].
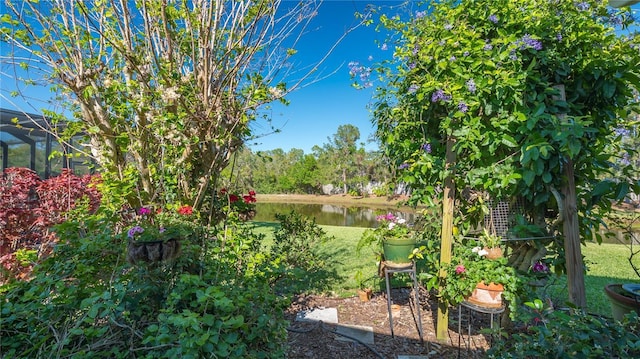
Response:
[436, 136, 456, 340]
[554, 84, 587, 308]
[562, 158, 587, 308]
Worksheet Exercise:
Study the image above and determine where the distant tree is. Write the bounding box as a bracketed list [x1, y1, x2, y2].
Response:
[315, 124, 362, 194]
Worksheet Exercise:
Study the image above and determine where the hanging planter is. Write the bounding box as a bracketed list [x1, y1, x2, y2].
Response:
[238, 210, 256, 221]
[466, 281, 504, 308]
[484, 246, 503, 260]
[127, 238, 181, 265]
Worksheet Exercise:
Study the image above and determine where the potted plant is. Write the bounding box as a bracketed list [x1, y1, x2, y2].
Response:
[479, 228, 504, 260]
[355, 270, 373, 302]
[439, 236, 521, 312]
[357, 212, 417, 267]
[125, 204, 199, 264]
[603, 213, 640, 321]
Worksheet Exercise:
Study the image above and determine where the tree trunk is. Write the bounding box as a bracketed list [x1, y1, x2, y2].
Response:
[436, 136, 456, 340]
[562, 158, 587, 308]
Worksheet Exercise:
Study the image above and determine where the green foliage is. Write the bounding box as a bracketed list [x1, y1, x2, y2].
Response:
[438, 236, 522, 315]
[269, 211, 334, 294]
[2, 0, 339, 216]
[363, 0, 640, 253]
[357, 212, 414, 254]
[488, 303, 640, 358]
[1, 208, 290, 358]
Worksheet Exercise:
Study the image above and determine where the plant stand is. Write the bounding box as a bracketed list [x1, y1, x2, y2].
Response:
[383, 260, 423, 343]
[457, 300, 505, 358]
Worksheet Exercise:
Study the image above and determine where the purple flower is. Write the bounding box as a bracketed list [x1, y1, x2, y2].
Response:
[444, 23, 453, 30]
[466, 79, 476, 93]
[621, 153, 631, 166]
[483, 42, 493, 51]
[576, 2, 590, 11]
[518, 34, 543, 51]
[408, 84, 419, 94]
[488, 14, 498, 24]
[532, 261, 549, 273]
[413, 45, 420, 56]
[139, 207, 152, 216]
[127, 226, 144, 239]
[408, 62, 416, 70]
[556, 33, 563, 41]
[463, 51, 470, 57]
[381, 43, 388, 51]
[416, 10, 427, 19]
[614, 128, 631, 137]
[431, 89, 451, 103]
[458, 101, 468, 113]
[398, 163, 410, 170]
[449, 56, 456, 61]
[421, 143, 432, 153]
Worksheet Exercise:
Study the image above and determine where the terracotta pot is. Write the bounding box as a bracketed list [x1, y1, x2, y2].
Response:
[467, 281, 504, 308]
[357, 288, 373, 302]
[484, 246, 503, 260]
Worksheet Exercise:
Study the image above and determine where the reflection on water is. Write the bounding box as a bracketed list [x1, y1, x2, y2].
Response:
[253, 202, 416, 228]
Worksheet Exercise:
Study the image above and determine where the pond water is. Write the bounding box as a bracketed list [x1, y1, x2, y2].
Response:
[253, 202, 416, 228]
[253, 202, 640, 244]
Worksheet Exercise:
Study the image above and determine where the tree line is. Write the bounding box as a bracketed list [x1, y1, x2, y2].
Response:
[220, 124, 396, 196]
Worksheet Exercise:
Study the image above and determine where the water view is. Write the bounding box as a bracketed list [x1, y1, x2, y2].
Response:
[253, 202, 416, 228]
[253, 202, 639, 244]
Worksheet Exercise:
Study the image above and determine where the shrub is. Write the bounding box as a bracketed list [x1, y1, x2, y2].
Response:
[487, 299, 640, 358]
[1, 209, 289, 358]
[0, 167, 101, 282]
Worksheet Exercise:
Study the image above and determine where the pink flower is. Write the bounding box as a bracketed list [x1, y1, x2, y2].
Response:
[455, 264, 466, 275]
[138, 207, 152, 216]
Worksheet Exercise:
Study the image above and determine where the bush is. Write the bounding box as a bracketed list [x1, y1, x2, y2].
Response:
[0, 167, 101, 282]
[1, 210, 289, 358]
[487, 299, 640, 358]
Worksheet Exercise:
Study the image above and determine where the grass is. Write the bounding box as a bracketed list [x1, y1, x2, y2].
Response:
[252, 221, 640, 318]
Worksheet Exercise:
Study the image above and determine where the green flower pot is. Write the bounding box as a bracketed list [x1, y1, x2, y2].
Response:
[604, 284, 640, 321]
[382, 237, 416, 267]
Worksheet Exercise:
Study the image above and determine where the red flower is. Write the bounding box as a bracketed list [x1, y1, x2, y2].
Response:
[248, 190, 256, 196]
[220, 188, 228, 194]
[177, 205, 193, 215]
[229, 194, 239, 203]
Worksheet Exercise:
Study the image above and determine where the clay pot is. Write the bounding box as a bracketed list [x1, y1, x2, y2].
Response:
[467, 281, 504, 308]
[484, 246, 503, 260]
[357, 288, 373, 302]
[604, 284, 640, 321]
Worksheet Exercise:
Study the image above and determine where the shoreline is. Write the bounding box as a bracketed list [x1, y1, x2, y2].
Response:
[255, 193, 417, 209]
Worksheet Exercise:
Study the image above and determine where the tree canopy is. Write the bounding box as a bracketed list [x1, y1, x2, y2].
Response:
[1, 0, 365, 216]
[358, 0, 640, 337]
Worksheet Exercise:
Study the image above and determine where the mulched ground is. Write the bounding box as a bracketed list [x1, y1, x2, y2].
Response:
[285, 287, 498, 359]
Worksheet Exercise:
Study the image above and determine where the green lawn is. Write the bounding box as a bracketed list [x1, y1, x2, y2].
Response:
[253, 222, 640, 317]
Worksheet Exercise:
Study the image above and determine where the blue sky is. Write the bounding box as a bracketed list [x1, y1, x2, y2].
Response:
[248, 1, 399, 154]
